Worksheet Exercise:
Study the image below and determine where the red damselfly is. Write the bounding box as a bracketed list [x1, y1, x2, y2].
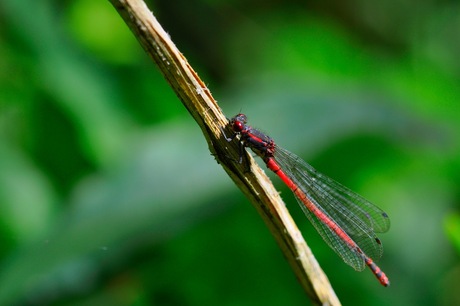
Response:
[222, 113, 390, 286]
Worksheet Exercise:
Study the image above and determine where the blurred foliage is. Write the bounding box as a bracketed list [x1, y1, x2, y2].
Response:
[0, 0, 459, 305]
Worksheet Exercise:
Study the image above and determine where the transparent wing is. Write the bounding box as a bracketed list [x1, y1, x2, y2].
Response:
[274, 146, 390, 271]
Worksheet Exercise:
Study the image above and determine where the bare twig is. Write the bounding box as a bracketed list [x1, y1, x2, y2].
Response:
[108, 0, 341, 304]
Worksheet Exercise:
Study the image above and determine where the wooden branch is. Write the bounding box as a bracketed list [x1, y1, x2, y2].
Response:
[108, 0, 341, 305]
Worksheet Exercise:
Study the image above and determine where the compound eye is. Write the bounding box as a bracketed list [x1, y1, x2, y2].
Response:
[232, 120, 244, 132]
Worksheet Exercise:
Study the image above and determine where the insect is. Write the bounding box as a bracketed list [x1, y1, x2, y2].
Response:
[223, 113, 390, 286]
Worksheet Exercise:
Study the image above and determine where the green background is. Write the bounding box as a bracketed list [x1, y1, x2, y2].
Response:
[1, 0, 459, 305]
